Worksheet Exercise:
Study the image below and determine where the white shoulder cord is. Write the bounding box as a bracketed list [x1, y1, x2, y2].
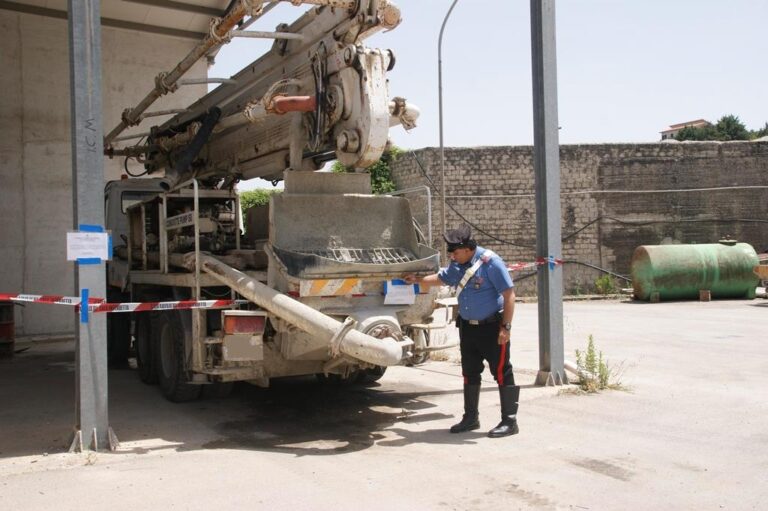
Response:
[455, 250, 497, 297]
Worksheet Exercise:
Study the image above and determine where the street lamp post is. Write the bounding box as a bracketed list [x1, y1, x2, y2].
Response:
[438, 0, 460, 262]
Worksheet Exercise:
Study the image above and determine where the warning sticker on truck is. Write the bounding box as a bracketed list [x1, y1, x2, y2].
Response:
[299, 279, 363, 297]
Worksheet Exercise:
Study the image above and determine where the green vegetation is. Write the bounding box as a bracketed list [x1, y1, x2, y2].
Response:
[331, 146, 402, 195]
[675, 114, 768, 141]
[594, 274, 615, 295]
[239, 189, 281, 214]
[574, 335, 625, 393]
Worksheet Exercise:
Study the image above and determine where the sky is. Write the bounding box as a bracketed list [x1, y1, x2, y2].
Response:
[209, 1, 768, 190]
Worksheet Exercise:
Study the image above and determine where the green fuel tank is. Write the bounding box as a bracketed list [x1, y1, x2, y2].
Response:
[631, 241, 759, 301]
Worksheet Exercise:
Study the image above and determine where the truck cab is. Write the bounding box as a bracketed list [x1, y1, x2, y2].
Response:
[104, 178, 165, 366]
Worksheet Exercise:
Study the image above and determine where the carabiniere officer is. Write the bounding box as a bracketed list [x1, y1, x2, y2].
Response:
[405, 224, 519, 438]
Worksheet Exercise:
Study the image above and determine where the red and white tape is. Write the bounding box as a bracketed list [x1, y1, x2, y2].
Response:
[507, 261, 539, 272]
[0, 293, 102, 306]
[85, 299, 249, 313]
[0, 257, 563, 311]
[0, 293, 247, 313]
[507, 257, 564, 272]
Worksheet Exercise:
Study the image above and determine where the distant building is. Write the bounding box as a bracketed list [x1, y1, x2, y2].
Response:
[660, 119, 712, 140]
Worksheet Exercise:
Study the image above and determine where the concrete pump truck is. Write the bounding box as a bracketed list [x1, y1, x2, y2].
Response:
[103, 0, 447, 401]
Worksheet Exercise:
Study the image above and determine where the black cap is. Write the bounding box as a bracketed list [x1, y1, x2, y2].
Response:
[443, 224, 476, 252]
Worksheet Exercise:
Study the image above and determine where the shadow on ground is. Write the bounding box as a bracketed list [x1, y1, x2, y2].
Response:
[0, 341, 504, 459]
[196, 378, 492, 456]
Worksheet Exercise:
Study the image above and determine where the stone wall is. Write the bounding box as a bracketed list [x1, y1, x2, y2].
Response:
[390, 142, 768, 296]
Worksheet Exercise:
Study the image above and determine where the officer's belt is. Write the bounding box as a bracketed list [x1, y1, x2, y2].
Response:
[459, 311, 502, 326]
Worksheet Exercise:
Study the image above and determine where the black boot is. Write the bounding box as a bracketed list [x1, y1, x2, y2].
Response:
[450, 384, 481, 433]
[488, 385, 519, 438]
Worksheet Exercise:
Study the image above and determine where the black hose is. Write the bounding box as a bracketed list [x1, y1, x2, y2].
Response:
[173, 107, 221, 175]
[161, 108, 222, 190]
[560, 260, 631, 283]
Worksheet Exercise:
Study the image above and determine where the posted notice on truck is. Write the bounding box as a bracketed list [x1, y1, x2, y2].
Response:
[384, 280, 418, 305]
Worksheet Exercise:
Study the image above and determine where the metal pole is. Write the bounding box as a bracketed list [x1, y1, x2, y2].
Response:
[530, 0, 566, 386]
[178, 78, 238, 86]
[232, 30, 305, 40]
[438, 0, 459, 262]
[67, 0, 116, 450]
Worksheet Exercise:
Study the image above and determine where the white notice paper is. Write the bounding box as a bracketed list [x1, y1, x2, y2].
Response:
[66, 232, 111, 261]
[383, 280, 417, 305]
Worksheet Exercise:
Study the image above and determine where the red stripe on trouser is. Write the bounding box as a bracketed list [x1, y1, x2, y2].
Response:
[497, 342, 507, 386]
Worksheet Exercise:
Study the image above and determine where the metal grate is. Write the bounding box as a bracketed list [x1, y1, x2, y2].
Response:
[300, 247, 417, 264]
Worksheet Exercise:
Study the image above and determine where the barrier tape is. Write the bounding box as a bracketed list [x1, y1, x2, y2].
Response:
[0, 293, 104, 306]
[1, 256, 563, 310]
[508, 257, 564, 272]
[85, 299, 249, 314]
[0, 293, 248, 313]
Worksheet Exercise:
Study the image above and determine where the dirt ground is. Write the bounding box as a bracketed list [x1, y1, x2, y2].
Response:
[1, 299, 766, 510]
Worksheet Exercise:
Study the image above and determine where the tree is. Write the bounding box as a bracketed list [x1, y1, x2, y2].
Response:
[675, 115, 753, 141]
[240, 189, 280, 213]
[330, 146, 402, 195]
[752, 122, 768, 139]
[714, 115, 750, 141]
[675, 124, 717, 141]
[330, 160, 348, 173]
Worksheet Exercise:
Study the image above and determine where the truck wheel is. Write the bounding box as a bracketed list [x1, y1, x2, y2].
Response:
[358, 366, 386, 383]
[135, 313, 158, 384]
[154, 312, 201, 402]
[356, 319, 397, 383]
[107, 308, 131, 368]
[407, 329, 431, 366]
[319, 368, 385, 384]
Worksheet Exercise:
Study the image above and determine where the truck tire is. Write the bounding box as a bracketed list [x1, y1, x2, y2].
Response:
[406, 329, 431, 366]
[107, 297, 131, 368]
[154, 312, 201, 403]
[358, 366, 386, 383]
[355, 318, 396, 383]
[135, 312, 158, 384]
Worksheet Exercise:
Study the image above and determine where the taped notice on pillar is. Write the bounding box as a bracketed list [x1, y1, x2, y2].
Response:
[383, 279, 419, 305]
[67, 231, 111, 262]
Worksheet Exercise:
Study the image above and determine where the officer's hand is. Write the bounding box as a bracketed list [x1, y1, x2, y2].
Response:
[403, 274, 418, 285]
[498, 328, 510, 345]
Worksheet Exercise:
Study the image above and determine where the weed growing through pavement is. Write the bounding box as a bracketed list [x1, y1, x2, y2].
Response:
[568, 335, 627, 394]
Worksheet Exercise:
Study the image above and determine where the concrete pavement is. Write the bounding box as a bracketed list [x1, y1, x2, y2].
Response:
[1, 299, 766, 510]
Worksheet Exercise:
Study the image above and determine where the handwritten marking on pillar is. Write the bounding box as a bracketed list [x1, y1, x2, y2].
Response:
[85, 119, 97, 152]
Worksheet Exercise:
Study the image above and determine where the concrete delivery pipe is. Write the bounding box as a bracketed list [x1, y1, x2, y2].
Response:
[198, 254, 405, 367]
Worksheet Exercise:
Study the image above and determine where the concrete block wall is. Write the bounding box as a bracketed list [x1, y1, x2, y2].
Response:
[0, 11, 207, 336]
[391, 141, 768, 296]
